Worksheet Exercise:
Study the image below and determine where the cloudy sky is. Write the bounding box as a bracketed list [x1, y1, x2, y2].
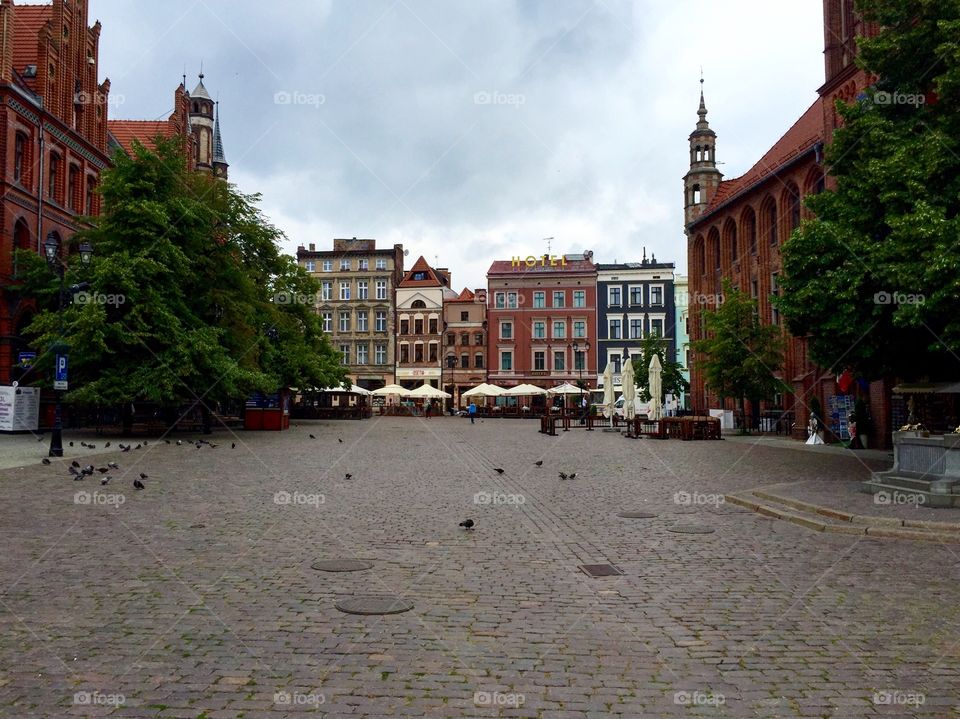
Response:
[90, 0, 824, 290]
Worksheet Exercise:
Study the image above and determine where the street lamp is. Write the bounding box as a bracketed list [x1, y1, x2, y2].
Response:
[571, 340, 590, 422]
[44, 233, 93, 457]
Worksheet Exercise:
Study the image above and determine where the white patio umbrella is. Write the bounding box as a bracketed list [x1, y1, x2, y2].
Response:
[621, 356, 637, 420]
[409, 383, 452, 399]
[502, 383, 548, 396]
[648, 354, 663, 421]
[321, 384, 372, 395]
[372, 384, 411, 396]
[547, 382, 583, 395]
[601, 363, 616, 419]
[462, 383, 505, 398]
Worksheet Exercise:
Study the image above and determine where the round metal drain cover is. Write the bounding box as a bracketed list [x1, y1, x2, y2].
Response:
[335, 595, 414, 615]
[311, 559, 373, 572]
[617, 511, 657, 519]
[668, 524, 715, 534]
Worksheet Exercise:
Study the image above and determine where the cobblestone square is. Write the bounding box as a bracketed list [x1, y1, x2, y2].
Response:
[2, 419, 959, 718]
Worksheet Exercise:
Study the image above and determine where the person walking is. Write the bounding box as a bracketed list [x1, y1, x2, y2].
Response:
[425, 400, 432, 419]
[468, 401, 477, 424]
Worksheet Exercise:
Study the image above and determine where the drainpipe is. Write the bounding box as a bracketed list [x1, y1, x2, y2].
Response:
[35, 99, 44, 253]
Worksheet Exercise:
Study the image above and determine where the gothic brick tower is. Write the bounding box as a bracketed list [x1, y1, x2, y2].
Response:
[682, 79, 722, 227]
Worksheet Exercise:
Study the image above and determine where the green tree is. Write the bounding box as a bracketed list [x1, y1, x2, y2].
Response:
[777, 0, 960, 380]
[693, 280, 786, 429]
[631, 333, 689, 402]
[16, 139, 345, 431]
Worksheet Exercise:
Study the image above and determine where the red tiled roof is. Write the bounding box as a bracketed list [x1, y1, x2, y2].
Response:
[107, 120, 177, 156]
[399, 255, 445, 288]
[447, 287, 475, 302]
[698, 97, 824, 219]
[13, 5, 52, 86]
[487, 258, 597, 275]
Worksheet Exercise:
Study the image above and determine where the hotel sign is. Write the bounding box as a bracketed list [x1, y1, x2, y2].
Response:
[511, 254, 568, 269]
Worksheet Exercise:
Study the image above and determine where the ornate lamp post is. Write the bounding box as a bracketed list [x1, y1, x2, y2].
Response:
[571, 339, 590, 421]
[44, 234, 93, 457]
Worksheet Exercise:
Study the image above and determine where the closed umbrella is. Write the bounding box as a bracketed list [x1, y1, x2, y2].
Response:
[621, 356, 636, 420]
[602, 363, 615, 419]
[648, 354, 663, 421]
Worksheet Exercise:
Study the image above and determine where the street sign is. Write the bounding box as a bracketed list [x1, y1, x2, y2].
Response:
[17, 352, 36, 369]
[54, 354, 68, 391]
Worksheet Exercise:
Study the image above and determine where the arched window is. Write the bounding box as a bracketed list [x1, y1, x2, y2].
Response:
[14, 132, 28, 184]
[724, 218, 738, 262]
[695, 235, 706, 275]
[788, 188, 801, 234]
[708, 228, 721, 269]
[411, 299, 426, 309]
[742, 208, 757, 255]
[763, 198, 778, 246]
[692, 183, 701, 205]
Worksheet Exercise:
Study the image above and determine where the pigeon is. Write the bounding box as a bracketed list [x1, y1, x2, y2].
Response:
[68, 466, 80, 476]
[104, 442, 111, 448]
[143, 441, 149, 446]
[82, 465, 94, 476]
[459, 519, 475, 530]
[338, 438, 343, 444]
[108, 462, 119, 470]
[535, 460, 543, 467]
[135, 444, 142, 450]
[559, 472, 568, 480]
[493, 468, 504, 474]
[69, 442, 74, 447]
[231, 443, 236, 449]
[97, 467, 109, 474]
[121, 445, 131, 453]
[88, 444, 96, 449]
[80, 442, 88, 448]
[73, 473, 84, 481]
[176, 440, 182, 446]
[344, 473, 352, 480]
[101, 476, 111, 486]
[209, 443, 217, 448]
[133, 478, 145, 490]
[568, 473, 577, 480]
[309, 434, 316, 439]
[139, 472, 148, 480]
[71, 461, 80, 468]
[42, 458, 51, 465]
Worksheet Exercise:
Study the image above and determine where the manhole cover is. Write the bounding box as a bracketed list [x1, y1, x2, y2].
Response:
[668, 524, 715, 534]
[579, 563, 624, 578]
[335, 595, 414, 615]
[617, 511, 657, 519]
[311, 560, 373, 572]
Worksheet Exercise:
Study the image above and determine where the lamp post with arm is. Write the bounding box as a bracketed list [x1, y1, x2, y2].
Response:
[571, 340, 590, 424]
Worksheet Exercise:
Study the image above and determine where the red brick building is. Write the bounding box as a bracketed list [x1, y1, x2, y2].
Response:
[0, 0, 112, 385]
[684, 1, 888, 444]
[486, 254, 597, 393]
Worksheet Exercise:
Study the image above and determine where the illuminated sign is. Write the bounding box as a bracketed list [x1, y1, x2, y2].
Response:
[511, 254, 568, 269]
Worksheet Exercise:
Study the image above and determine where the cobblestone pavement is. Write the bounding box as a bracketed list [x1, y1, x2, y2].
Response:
[1, 418, 959, 718]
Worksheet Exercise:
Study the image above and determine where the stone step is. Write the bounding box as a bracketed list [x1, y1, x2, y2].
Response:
[862, 481, 960, 509]
[867, 475, 938, 491]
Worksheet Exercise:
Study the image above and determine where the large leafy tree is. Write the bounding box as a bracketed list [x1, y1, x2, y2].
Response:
[693, 281, 786, 425]
[16, 139, 345, 427]
[778, 0, 960, 380]
[630, 333, 689, 402]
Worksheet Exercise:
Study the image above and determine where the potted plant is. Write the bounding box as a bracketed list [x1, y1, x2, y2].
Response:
[851, 397, 873, 448]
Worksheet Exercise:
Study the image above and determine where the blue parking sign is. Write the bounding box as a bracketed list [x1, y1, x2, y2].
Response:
[54, 354, 68, 390]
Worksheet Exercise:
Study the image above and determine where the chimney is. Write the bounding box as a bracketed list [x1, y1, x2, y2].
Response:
[308, 243, 315, 251]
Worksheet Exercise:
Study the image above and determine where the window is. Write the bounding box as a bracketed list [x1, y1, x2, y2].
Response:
[356, 344, 368, 364]
[501, 351, 513, 371]
[651, 319, 664, 337]
[357, 311, 368, 332]
[375, 258, 387, 270]
[305, 260, 316, 272]
[412, 300, 426, 309]
[507, 292, 518, 309]
[429, 344, 438, 362]
[534, 351, 545, 371]
[608, 287, 622, 306]
[412, 271, 427, 281]
[609, 319, 622, 339]
[552, 291, 565, 308]
[375, 311, 387, 332]
[771, 273, 781, 325]
[574, 351, 585, 371]
[751, 279, 759, 299]
[573, 290, 586, 308]
[321, 312, 332, 333]
[340, 258, 351, 270]
[339, 281, 350, 301]
[375, 344, 387, 364]
[48, 152, 60, 201]
[650, 286, 663, 306]
[460, 311, 469, 321]
[475, 353, 484, 369]
[375, 280, 387, 300]
[321, 281, 332, 301]
[414, 318, 423, 334]
[357, 281, 368, 300]
[501, 321, 513, 340]
[533, 321, 545, 339]
[415, 344, 424, 362]
[573, 320, 586, 338]
[629, 318, 643, 339]
[460, 353, 469, 368]
[629, 286, 643, 305]
[429, 318, 438, 334]
[339, 311, 351, 332]
[400, 344, 409, 363]
[322, 260, 332, 272]
[400, 318, 409, 334]
[533, 291, 545, 308]
[474, 332, 483, 345]
[339, 344, 350, 365]
[495, 292, 506, 309]
[767, 202, 779, 245]
[358, 259, 368, 270]
[553, 351, 565, 371]
[447, 333, 456, 346]
[553, 321, 566, 339]
[85, 176, 96, 215]
[14, 132, 27, 183]
[460, 333, 469, 345]
[68, 164, 79, 211]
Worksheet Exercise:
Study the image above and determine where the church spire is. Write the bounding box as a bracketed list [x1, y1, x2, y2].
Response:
[683, 75, 722, 226]
[212, 100, 229, 179]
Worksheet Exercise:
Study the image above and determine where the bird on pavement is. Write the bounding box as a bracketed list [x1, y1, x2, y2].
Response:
[41, 458, 51, 465]
[69, 442, 74, 447]
[82, 465, 94, 476]
[108, 462, 119, 470]
[176, 440, 183, 446]
[121, 445, 131, 453]
[139, 472, 148, 480]
[68, 466, 80, 477]
[568, 473, 577, 480]
[559, 472, 568, 480]
[71, 461, 80, 468]
[535, 460, 543, 467]
[309, 434, 316, 439]
[338, 438, 343, 443]
[104, 442, 111, 448]
[493, 468, 504, 474]
[135, 444, 142, 450]
[133, 478, 145, 490]
[97, 467, 109, 474]
[231, 442, 236, 449]
[101, 476, 111, 486]
[344, 473, 352, 480]
[459, 519, 475, 530]
[73, 473, 84, 481]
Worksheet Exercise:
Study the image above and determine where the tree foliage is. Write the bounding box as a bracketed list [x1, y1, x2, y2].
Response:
[778, 0, 960, 380]
[630, 333, 689, 402]
[693, 280, 786, 407]
[16, 139, 346, 410]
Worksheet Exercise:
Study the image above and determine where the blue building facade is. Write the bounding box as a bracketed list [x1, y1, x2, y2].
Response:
[595, 256, 677, 391]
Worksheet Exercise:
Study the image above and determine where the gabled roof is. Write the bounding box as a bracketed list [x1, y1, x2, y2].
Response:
[107, 120, 178, 156]
[697, 97, 824, 220]
[399, 256, 445, 288]
[12, 4, 52, 91]
[447, 287, 476, 303]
